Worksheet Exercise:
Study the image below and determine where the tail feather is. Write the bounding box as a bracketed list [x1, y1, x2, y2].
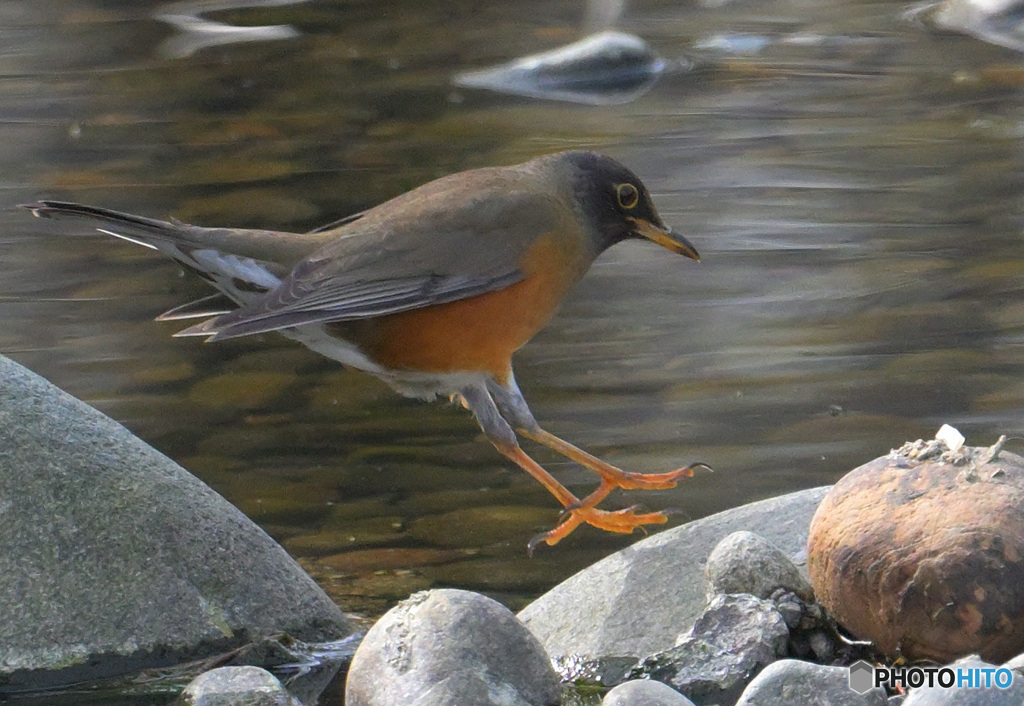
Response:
[155, 293, 235, 321]
[21, 200, 303, 325]
[21, 199, 348, 340]
[21, 200, 192, 246]
[19, 200, 330, 266]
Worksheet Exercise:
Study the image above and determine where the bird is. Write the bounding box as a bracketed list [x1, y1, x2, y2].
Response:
[21, 150, 707, 552]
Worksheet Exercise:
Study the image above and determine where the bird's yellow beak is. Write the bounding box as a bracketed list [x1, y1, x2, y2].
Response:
[628, 217, 700, 261]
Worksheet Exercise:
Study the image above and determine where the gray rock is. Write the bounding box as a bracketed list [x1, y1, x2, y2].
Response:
[602, 679, 696, 706]
[735, 659, 887, 705]
[902, 655, 1024, 705]
[773, 592, 805, 630]
[452, 31, 666, 105]
[705, 531, 812, 601]
[555, 654, 640, 690]
[345, 588, 560, 706]
[630, 594, 789, 704]
[0, 355, 351, 690]
[176, 666, 300, 706]
[519, 487, 829, 660]
[807, 631, 835, 663]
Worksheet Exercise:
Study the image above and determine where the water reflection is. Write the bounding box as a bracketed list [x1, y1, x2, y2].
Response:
[3, 0, 1024, 635]
[156, 0, 308, 59]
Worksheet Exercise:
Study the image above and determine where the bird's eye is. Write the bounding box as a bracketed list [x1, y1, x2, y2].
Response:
[616, 183, 639, 209]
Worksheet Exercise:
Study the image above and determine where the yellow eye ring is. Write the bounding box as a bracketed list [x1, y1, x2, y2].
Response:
[617, 183, 639, 209]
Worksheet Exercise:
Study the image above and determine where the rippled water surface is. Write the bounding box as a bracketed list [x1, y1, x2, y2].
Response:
[4, 0, 1024, 692]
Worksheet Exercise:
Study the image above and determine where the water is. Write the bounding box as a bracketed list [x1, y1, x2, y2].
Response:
[3, 0, 1024, 699]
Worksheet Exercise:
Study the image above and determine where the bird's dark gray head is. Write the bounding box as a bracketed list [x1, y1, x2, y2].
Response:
[551, 151, 699, 259]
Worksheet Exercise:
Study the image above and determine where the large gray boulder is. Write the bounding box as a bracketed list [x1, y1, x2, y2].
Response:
[518, 487, 829, 659]
[0, 354, 352, 691]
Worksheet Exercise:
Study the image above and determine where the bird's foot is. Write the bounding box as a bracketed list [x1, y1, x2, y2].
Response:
[527, 504, 671, 555]
[596, 461, 712, 490]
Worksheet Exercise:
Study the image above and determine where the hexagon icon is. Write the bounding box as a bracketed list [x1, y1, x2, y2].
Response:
[848, 660, 874, 694]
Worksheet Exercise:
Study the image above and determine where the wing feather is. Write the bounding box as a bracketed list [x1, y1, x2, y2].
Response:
[180, 169, 561, 339]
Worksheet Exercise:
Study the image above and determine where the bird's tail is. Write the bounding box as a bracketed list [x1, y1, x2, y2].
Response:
[19, 199, 318, 319]
[22, 200, 206, 249]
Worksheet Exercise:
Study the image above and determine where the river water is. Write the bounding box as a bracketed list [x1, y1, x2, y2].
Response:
[2, 0, 1024, 648]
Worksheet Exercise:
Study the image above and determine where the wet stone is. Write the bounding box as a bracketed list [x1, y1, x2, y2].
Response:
[175, 666, 300, 706]
[556, 654, 640, 691]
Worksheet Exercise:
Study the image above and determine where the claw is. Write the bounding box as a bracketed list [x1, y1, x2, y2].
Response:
[526, 532, 546, 557]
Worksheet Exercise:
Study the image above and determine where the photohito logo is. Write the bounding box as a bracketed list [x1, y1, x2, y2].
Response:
[847, 659, 1015, 694]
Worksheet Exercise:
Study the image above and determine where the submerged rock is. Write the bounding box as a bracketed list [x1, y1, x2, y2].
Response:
[175, 666, 300, 706]
[927, 0, 1024, 53]
[453, 31, 669, 105]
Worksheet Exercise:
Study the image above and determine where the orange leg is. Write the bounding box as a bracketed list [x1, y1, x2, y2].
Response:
[460, 382, 708, 551]
[493, 441, 685, 554]
[522, 427, 704, 490]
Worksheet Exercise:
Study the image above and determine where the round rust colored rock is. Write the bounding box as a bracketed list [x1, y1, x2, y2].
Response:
[807, 439, 1024, 663]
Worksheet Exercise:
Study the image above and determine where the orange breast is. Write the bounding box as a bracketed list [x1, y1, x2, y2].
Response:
[338, 232, 590, 383]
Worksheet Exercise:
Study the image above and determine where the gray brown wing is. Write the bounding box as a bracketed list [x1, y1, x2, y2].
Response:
[179, 170, 561, 340]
